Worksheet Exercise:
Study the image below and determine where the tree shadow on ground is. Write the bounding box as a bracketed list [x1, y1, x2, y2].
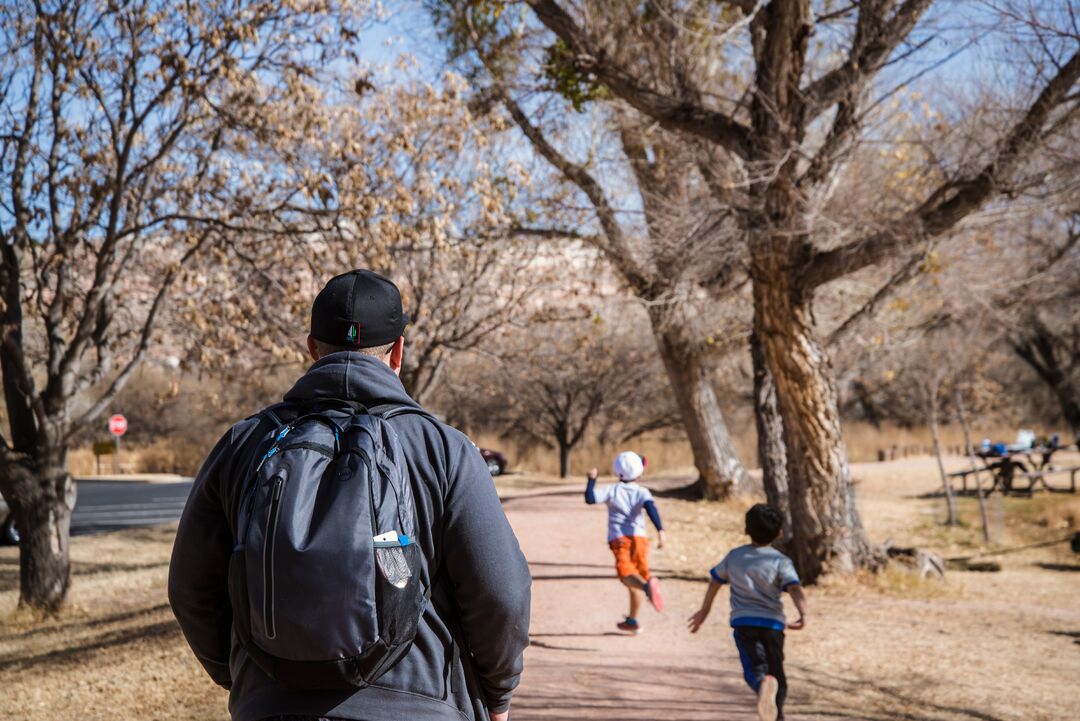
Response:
[1034, 562, 1080, 572]
[0, 603, 172, 642]
[790, 664, 1011, 721]
[529, 571, 706, 584]
[0, 557, 18, 591]
[1049, 630, 1080, 645]
[0, 616, 180, 672]
[530, 632, 625, 638]
[0, 556, 168, 593]
[527, 639, 597, 652]
[651, 479, 705, 500]
[72, 559, 169, 577]
[527, 560, 683, 574]
[528, 560, 614, 570]
[500, 489, 583, 505]
[511, 659, 757, 720]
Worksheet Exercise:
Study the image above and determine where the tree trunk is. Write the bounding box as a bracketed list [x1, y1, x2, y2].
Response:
[558, 441, 572, 478]
[1051, 382, 1080, 438]
[927, 381, 957, 525]
[751, 330, 790, 540]
[954, 386, 990, 543]
[648, 306, 750, 500]
[752, 254, 876, 582]
[1012, 328, 1080, 436]
[1, 450, 76, 613]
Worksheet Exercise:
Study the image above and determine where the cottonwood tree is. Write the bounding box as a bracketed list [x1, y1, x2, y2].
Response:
[0, 0, 370, 611]
[177, 75, 553, 406]
[434, 4, 756, 498]
[518, 0, 1080, 580]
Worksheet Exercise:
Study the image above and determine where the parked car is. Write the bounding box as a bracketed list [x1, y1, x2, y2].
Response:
[0, 495, 17, 545]
[480, 448, 508, 476]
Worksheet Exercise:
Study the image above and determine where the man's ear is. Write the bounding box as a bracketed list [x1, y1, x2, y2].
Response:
[306, 335, 320, 362]
[389, 336, 404, 375]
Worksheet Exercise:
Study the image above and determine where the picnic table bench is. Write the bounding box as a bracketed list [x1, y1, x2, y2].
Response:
[947, 444, 1079, 496]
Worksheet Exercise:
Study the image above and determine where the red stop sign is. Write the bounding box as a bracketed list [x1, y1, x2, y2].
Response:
[108, 414, 128, 437]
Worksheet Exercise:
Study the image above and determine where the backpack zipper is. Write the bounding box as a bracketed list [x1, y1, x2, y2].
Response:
[263, 475, 285, 639]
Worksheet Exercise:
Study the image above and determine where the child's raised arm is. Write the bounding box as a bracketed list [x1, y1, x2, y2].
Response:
[687, 579, 723, 633]
[786, 584, 808, 630]
[585, 468, 598, 504]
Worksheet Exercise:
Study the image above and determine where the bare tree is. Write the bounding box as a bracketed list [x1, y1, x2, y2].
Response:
[517, 0, 1080, 580]
[0, 0, 369, 611]
[954, 384, 991, 543]
[493, 317, 673, 477]
[925, 368, 958, 525]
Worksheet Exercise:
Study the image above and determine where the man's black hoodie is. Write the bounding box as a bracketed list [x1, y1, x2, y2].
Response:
[169, 352, 531, 721]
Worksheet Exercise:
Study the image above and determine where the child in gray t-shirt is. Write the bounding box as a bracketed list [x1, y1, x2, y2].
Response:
[688, 504, 808, 721]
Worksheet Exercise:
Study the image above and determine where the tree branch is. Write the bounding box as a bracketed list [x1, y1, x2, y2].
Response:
[827, 251, 924, 346]
[802, 48, 1080, 289]
[525, 0, 752, 159]
[801, 0, 934, 120]
[66, 231, 209, 439]
[493, 86, 653, 291]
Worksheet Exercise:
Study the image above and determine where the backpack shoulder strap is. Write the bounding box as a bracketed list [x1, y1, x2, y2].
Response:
[368, 403, 440, 424]
[254, 401, 302, 428]
[257, 399, 371, 430]
[311, 398, 370, 416]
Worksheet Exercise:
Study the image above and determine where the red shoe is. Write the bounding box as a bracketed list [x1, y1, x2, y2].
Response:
[644, 578, 665, 612]
[616, 617, 641, 634]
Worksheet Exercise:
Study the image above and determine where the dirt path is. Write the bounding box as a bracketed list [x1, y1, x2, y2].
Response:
[501, 482, 769, 721]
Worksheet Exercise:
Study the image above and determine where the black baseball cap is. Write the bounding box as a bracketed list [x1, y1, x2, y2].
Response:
[310, 269, 409, 348]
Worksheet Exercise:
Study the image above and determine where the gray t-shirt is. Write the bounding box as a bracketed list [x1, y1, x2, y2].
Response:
[710, 544, 800, 628]
[594, 481, 653, 541]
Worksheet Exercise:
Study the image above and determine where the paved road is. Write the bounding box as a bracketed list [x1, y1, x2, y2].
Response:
[71, 479, 193, 536]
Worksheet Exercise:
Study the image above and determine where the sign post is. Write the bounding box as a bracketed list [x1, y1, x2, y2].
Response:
[108, 414, 128, 473]
[92, 441, 116, 474]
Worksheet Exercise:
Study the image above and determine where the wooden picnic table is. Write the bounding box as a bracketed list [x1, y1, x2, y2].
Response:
[947, 444, 1080, 496]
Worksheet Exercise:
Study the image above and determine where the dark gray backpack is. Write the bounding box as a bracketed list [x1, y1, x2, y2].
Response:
[228, 404, 429, 690]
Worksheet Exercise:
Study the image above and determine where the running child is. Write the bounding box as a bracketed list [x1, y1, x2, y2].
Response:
[585, 451, 666, 634]
[687, 504, 807, 721]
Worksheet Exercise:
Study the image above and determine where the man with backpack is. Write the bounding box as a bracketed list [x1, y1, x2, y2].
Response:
[169, 269, 531, 721]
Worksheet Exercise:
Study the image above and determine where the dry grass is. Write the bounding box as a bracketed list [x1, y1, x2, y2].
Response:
[839, 421, 1031, 462]
[469, 420, 1038, 477]
[470, 430, 704, 479]
[66, 416, 1040, 480]
[69, 441, 209, 477]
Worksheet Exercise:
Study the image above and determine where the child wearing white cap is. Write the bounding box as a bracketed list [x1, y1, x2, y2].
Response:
[585, 451, 666, 634]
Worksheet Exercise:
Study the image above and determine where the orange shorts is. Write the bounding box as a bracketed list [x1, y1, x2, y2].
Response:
[609, 535, 650, 580]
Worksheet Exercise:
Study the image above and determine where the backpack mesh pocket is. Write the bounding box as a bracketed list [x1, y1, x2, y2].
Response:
[375, 543, 424, 644]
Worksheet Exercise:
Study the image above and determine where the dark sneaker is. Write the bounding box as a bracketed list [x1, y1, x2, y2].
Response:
[644, 578, 665, 612]
[757, 674, 779, 721]
[616, 617, 641, 634]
